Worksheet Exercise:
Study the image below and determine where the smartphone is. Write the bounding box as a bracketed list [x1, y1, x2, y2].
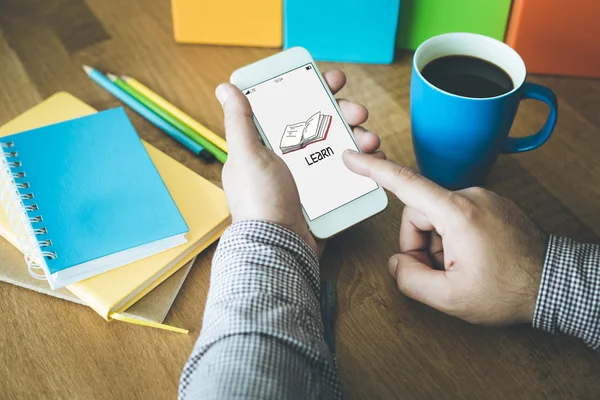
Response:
[230, 47, 388, 239]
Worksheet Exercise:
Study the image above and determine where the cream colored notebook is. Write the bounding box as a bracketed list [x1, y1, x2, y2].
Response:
[0, 92, 230, 332]
[0, 236, 194, 324]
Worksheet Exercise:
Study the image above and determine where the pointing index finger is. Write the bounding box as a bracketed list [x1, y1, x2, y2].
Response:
[342, 150, 453, 221]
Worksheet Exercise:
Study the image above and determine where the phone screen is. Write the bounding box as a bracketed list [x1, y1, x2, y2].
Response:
[244, 63, 378, 220]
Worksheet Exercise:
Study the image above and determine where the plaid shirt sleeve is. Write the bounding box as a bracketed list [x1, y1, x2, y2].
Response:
[533, 235, 600, 350]
[179, 220, 343, 399]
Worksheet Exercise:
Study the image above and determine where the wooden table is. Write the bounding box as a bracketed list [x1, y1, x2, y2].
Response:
[1, 1, 599, 398]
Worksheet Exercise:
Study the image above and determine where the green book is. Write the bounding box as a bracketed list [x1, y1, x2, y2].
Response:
[397, 0, 512, 50]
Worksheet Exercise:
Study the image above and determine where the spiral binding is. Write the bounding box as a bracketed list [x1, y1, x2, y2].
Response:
[0, 141, 56, 280]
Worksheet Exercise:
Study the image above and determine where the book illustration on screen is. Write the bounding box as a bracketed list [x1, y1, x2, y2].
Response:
[279, 111, 332, 154]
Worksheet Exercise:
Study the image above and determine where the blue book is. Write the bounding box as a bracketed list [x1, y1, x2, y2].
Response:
[0, 108, 188, 289]
[283, 0, 400, 64]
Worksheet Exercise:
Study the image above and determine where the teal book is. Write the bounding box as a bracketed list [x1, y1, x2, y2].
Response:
[284, 0, 400, 63]
[0, 108, 188, 289]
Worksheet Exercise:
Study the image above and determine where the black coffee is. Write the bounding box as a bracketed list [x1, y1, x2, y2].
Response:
[421, 55, 514, 98]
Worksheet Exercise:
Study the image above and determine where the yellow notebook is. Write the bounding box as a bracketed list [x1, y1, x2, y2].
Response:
[0, 92, 231, 332]
[171, 0, 282, 47]
[0, 235, 196, 325]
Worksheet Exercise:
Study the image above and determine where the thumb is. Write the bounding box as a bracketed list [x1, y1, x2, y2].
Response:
[343, 151, 453, 222]
[215, 83, 261, 155]
[390, 253, 451, 312]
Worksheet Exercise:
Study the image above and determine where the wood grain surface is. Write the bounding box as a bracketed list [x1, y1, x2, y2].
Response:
[1, 0, 599, 399]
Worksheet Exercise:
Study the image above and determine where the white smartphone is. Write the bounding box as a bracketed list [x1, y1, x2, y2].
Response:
[230, 47, 388, 239]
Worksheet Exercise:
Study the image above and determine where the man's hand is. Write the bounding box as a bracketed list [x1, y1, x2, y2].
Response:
[216, 70, 384, 256]
[343, 151, 549, 326]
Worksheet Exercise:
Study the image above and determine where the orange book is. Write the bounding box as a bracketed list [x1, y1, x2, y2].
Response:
[505, 0, 600, 78]
[172, 0, 282, 47]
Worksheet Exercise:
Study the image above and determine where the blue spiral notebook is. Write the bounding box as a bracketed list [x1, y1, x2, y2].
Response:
[0, 108, 188, 289]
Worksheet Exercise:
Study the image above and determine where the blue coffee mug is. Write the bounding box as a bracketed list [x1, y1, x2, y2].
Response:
[410, 32, 558, 190]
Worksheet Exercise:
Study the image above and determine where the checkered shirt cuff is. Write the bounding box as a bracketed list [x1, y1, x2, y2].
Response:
[533, 236, 600, 350]
[179, 220, 342, 399]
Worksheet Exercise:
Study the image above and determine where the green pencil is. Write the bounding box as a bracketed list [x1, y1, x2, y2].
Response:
[107, 73, 228, 163]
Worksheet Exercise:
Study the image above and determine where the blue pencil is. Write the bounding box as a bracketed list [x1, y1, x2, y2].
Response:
[82, 65, 213, 161]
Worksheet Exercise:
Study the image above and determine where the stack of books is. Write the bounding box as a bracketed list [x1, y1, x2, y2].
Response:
[0, 92, 230, 333]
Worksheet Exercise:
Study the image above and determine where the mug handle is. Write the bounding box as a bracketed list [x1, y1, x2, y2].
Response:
[502, 82, 558, 153]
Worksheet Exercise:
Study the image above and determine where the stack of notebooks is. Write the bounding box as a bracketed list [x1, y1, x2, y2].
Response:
[0, 92, 230, 332]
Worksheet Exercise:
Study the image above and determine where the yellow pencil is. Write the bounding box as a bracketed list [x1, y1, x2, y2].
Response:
[121, 75, 228, 153]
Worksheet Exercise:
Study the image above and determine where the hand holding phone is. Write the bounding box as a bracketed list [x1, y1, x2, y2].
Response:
[216, 70, 384, 251]
[230, 47, 388, 239]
